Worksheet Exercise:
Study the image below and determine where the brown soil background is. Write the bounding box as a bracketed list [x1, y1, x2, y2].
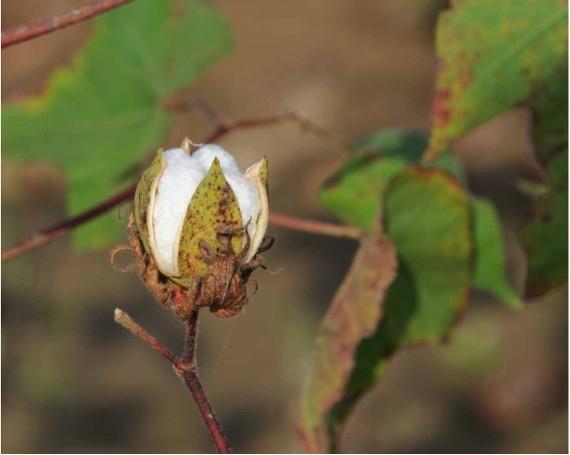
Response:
[2, 0, 567, 452]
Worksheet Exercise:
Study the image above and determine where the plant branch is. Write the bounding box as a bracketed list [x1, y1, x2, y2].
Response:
[114, 308, 230, 453]
[114, 308, 178, 363]
[2, 0, 134, 49]
[268, 213, 363, 240]
[2, 186, 135, 262]
[2, 112, 358, 262]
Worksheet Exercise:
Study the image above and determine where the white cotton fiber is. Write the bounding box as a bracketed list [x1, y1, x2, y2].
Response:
[152, 148, 206, 276]
[192, 144, 242, 174]
[151, 145, 260, 277]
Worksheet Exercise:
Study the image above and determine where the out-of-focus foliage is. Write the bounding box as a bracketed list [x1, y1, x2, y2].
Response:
[320, 129, 518, 308]
[472, 198, 522, 309]
[305, 0, 567, 450]
[521, 153, 568, 296]
[300, 232, 397, 452]
[309, 140, 477, 450]
[2, 0, 231, 248]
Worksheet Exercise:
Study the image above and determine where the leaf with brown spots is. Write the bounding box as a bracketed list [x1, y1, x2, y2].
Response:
[426, 0, 567, 157]
[303, 167, 473, 452]
[300, 231, 397, 452]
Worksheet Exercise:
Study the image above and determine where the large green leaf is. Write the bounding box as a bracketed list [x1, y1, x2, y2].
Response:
[520, 153, 568, 296]
[300, 232, 397, 453]
[472, 198, 522, 309]
[427, 0, 568, 156]
[308, 167, 472, 451]
[321, 129, 518, 308]
[2, 0, 232, 248]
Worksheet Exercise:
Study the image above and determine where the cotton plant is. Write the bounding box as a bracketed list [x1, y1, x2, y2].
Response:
[129, 139, 270, 319]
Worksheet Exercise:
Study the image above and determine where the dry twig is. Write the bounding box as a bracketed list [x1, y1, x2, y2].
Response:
[114, 309, 230, 453]
[2, 0, 134, 48]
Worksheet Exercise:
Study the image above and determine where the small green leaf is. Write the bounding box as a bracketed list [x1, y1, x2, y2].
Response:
[427, 0, 568, 156]
[300, 232, 397, 453]
[2, 0, 232, 248]
[472, 198, 522, 309]
[520, 153, 568, 296]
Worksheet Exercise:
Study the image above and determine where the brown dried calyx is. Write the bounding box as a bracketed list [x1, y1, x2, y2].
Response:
[126, 213, 273, 319]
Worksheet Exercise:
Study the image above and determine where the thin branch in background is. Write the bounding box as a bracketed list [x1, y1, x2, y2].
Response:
[2, 0, 134, 49]
[114, 308, 231, 453]
[2, 112, 359, 263]
[268, 212, 363, 240]
[2, 186, 135, 262]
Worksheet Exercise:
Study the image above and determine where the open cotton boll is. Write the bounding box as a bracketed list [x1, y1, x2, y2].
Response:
[151, 145, 261, 277]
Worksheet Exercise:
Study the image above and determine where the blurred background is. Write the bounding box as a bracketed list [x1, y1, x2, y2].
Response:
[2, 0, 567, 452]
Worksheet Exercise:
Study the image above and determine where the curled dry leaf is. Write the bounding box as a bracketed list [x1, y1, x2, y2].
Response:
[300, 231, 397, 452]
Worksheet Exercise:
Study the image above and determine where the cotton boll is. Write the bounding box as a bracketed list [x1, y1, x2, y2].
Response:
[142, 144, 264, 281]
[152, 148, 206, 276]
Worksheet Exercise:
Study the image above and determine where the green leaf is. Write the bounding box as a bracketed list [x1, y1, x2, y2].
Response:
[472, 198, 522, 309]
[427, 0, 568, 156]
[300, 232, 397, 453]
[2, 0, 232, 248]
[320, 129, 463, 231]
[308, 167, 472, 451]
[520, 153, 568, 296]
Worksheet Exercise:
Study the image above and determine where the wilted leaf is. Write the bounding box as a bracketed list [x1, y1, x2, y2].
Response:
[520, 153, 568, 296]
[2, 0, 232, 248]
[472, 198, 522, 309]
[427, 0, 568, 156]
[307, 167, 472, 451]
[300, 232, 397, 453]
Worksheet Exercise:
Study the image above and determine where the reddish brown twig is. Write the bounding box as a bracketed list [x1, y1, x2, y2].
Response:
[2, 186, 135, 262]
[114, 308, 230, 453]
[2, 112, 357, 262]
[2, 0, 134, 49]
[114, 308, 177, 363]
[268, 213, 363, 240]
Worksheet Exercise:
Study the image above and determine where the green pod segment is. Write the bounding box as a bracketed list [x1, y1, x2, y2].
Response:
[174, 157, 245, 286]
[134, 148, 165, 254]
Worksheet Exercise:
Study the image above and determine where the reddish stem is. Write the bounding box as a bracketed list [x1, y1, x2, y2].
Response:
[2, 0, 134, 49]
[2, 186, 135, 262]
[269, 212, 362, 240]
[114, 308, 230, 453]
